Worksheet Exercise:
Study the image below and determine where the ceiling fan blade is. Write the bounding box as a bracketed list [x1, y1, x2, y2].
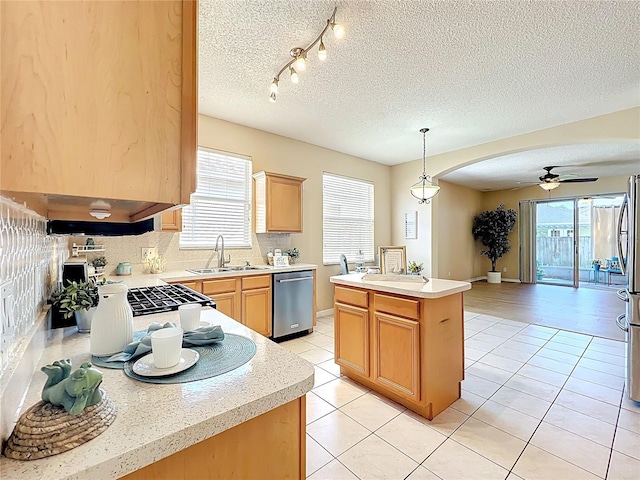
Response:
[559, 178, 598, 183]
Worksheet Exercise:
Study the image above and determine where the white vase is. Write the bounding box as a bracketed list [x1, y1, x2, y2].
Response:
[75, 307, 96, 333]
[90, 283, 133, 356]
[487, 271, 502, 284]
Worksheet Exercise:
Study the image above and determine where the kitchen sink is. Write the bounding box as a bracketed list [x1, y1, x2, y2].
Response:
[187, 268, 231, 274]
[187, 266, 269, 275]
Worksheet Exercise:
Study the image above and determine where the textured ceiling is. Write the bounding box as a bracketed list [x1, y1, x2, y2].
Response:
[199, 1, 640, 166]
[439, 142, 640, 191]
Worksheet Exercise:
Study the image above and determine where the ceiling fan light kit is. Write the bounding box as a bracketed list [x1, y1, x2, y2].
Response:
[537, 166, 598, 190]
[269, 6, 344, 102]
[410, 128, 441, 204]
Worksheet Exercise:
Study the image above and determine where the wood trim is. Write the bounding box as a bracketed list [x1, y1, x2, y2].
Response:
[161, 208, 182, 232]
[130, 203, 175, 222]
[334, 286, 368, 309]
[172, 280, 202, 293]
[180, 0, 198, 205]
[121, 397, 304, 480]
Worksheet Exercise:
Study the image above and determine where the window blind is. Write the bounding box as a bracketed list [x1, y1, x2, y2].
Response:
[180, 148, 252, 249]
[322, 172, 375, 265]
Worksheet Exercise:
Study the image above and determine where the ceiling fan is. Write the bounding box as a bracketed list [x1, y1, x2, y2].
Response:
[536, 166, 598, 190]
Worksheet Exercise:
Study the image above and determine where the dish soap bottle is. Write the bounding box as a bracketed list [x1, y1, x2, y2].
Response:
[356, 249, 365, 273]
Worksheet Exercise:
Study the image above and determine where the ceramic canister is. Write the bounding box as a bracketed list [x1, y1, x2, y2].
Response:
[90, 283, 134, 356]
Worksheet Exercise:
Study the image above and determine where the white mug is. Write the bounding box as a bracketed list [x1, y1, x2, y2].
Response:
[151, 327, 183, 368]
[178, 304, 201, 332]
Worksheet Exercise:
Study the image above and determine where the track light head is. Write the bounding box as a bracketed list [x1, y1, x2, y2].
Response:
[269, 92, 276, 103]
[331, 22, 345, 38]
[270, 78, 279, 94]
[289, 66, 299, 84]
[318, 39, 327, 61]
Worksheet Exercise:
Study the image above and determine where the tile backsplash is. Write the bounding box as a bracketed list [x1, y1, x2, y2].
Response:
[0, 196, 67, 374]
[68, 231, 291, 275]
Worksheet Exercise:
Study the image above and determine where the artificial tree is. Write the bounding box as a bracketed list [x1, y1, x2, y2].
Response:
[471, 204, 517, 274]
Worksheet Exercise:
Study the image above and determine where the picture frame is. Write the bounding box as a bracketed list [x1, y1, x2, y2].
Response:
[378, 246, 407, 274]
[404, 211, 417, 239]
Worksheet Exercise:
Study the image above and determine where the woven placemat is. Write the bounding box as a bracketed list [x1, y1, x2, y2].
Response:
[122, 333, 257, 384]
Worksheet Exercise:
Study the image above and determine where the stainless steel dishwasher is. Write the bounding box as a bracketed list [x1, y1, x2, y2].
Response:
[272, 270, 314, 339]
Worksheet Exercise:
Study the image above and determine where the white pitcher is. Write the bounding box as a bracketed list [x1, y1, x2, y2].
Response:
[90, 283, 133, 356]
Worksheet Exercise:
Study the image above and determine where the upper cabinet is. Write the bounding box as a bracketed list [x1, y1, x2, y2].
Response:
[0, 0, 197, 222]
[253, 171, 306, 233]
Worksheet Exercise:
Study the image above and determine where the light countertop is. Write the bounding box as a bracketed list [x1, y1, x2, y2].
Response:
[0, 309, 314, 480]
[107, 263, 318, 288]
[330, 273, 471, 299]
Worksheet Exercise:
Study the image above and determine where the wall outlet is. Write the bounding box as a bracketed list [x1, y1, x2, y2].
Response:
[142, 247, 158, 261]
[503, 267, 507, 272]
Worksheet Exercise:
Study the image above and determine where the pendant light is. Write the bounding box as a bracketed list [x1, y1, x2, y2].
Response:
[410, 128, 440, 204]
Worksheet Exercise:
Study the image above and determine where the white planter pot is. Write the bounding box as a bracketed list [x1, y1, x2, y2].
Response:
[487, 271, 502, 284]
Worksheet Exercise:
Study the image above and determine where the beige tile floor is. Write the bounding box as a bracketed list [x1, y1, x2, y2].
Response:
[279, 312, 640, 480]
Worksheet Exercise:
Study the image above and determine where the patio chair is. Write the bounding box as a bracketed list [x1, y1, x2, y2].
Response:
[607, 257, 626, 286]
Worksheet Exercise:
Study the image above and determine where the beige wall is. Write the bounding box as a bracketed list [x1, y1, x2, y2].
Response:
[198, 115, 392, 311]
[391, 108, 640, 277]
[434, 181, 484, 281]
[477, 174, 629, 279]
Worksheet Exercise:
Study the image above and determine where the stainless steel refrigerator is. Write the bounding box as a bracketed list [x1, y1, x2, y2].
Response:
[616, 174, 640, 402]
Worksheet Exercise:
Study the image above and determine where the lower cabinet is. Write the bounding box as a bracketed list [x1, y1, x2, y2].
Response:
[372, 312, 420, 402]
[334, 302, 369, 376]
[241, 287, 272, 337]
[212, 291, 239, 320]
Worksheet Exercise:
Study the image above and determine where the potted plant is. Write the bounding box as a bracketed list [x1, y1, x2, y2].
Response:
[408, 260, 424, 275]
[592, 259, 602, 271]
[50, 280, 100, 333]
[472, 204, 517, 284]
[92, 256, 107, 274]
[284, 247, 300, 264]
[536, 266, 545, 281]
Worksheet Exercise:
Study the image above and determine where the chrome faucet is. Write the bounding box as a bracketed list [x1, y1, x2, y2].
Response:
[214, 235, 231, 268]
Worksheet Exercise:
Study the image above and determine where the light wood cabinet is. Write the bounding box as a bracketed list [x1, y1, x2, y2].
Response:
[176, 273, 272, 336]
[333, 285, 464, 420]
[334, 303, 370, 375]
[253, 172, 306, 233]
[373, 313, 420, 402]
[178, 281, 202, 293]
[241, 287, 272, 337]
[0, 0, 197, 221]
[161, 209, 183, 232]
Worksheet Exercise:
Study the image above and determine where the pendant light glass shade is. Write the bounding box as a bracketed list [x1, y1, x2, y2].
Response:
[539, 181, 560, 191]
[410, 128, 440, 204]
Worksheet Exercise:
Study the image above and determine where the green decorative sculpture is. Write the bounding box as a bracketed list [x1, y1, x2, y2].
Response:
[41, 359, 104, 415]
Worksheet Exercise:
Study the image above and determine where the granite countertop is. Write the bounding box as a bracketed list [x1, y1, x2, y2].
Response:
[330, 273, 471, 299]
[107, 263, 318, 288]
[0, 309, 314, 480]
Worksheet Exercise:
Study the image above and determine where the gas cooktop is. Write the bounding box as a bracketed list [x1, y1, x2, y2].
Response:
[127, 284, 214, 317]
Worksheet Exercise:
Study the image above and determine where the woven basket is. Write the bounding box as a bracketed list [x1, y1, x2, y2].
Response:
[4, 391, 116, 461]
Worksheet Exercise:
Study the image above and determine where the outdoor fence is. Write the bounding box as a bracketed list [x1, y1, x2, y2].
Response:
[536, 236, 593, 269]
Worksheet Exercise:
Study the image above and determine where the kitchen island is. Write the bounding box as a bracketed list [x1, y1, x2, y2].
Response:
[0, 309, 314, 480]
[329, 273, 471, 420]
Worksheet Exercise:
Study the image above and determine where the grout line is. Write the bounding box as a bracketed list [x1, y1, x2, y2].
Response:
[603, 385, 626, 480]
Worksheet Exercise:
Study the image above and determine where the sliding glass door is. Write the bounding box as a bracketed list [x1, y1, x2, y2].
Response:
[535, 200, 578, 287]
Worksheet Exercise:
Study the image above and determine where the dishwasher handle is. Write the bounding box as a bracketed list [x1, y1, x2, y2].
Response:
[617, 313, 629, 332]
[277, 277, 313, 283]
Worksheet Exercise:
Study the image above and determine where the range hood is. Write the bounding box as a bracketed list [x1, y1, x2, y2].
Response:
[47, 219, 154, 236]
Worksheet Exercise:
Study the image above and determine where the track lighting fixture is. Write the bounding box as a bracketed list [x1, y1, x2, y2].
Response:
[269, 6, 344, 102]
[289, 66, 299, 84]
[410, 128, 440, 204]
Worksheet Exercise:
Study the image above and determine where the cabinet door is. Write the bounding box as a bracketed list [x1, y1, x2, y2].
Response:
[266, 175, 303, 232]
[161, 209, 182, 232]
[373, 313, 420, 402]
[1, 0, 196, 206]
[172, 281, 201, 293]
[210, 292, 239, 321]
[242, 287, 272, 337]
[334, 302, 369, 376]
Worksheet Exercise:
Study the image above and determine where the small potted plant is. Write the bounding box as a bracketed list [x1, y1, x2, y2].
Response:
[92, 256, 107, 274]
[50, 281, 100, 333]
[285, 247, 300, 264]
[408, 260, 424, 275]
[592, 259, 602, 271]
[536, 266, 545, 280]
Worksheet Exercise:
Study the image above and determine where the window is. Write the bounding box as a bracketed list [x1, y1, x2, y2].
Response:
[180, 148, 252, 249]
[322, 172, 374, 264]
